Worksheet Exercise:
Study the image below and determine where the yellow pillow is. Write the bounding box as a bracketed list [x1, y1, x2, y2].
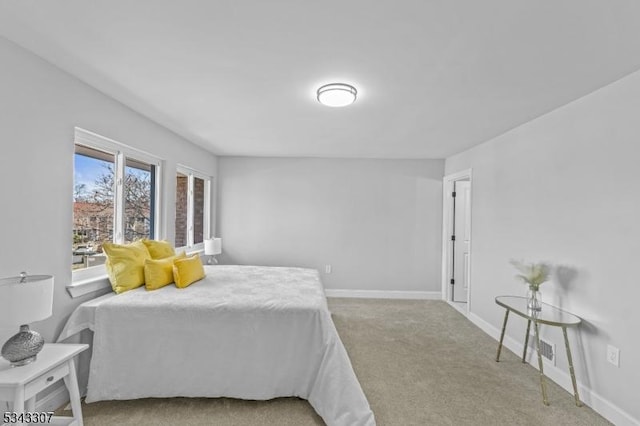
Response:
[142, 239, 176, 259]
[102, 241, 151, 294]
[173, 255, 205, 289]
[144, 252, 187, 291]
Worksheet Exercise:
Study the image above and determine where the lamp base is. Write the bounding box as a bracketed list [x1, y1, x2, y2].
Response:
[1, 325, 44, 367]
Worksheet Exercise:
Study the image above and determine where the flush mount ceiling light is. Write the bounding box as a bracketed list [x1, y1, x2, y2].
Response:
[317, 83, 357, 107]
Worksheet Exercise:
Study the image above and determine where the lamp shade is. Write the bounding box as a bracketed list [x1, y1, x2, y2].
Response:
[204, 238, 222, 256]
[0, 275, 54, 326]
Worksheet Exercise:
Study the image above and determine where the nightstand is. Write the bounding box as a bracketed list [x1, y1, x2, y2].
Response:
[0, 343, 88, 426]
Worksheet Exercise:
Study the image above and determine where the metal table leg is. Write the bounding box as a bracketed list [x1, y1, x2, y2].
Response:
[562, 327, 582, 407]
[522, 319, 531, 363]
[496, 309, 509, 362]
[533, 321, 549, 405]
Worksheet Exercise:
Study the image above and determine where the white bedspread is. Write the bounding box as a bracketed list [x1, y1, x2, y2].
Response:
[59, 265, 375, 426]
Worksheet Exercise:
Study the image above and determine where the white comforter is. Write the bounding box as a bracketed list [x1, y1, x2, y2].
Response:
[59, 265, 375, 426]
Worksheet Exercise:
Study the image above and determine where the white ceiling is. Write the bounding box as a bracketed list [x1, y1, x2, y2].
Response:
[2, 1, 640, 159]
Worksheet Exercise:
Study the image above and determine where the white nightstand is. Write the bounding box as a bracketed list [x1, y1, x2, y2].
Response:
[0, 343, 88, 426]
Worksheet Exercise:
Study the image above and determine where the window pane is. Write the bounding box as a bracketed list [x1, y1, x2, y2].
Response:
[124, 157, 155, 243]
[175, 172, 188, 247]
[193, 177, 205, 245]
[73, 145, 114, 271]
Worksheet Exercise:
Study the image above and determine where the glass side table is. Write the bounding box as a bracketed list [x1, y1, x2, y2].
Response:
[495, 296, 582, 406]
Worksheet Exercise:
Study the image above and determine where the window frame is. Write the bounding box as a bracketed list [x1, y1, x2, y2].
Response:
[175, 165, 212, 253]
[71, 127, 164, 288]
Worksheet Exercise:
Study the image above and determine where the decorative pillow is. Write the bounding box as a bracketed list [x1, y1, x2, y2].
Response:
[142, 239, 176, 260]
[102, 241, 151, 294]
[173, 255, 205, 289]
[144, 252, 187, 291]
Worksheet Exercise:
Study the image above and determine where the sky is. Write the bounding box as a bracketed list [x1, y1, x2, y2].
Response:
[74, 153, 110, 194]
[74, 153, 151, 197]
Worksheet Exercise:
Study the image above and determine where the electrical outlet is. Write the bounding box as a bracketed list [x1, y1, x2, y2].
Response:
[325, 265, 332, 274]
[607, 345, 620, 367]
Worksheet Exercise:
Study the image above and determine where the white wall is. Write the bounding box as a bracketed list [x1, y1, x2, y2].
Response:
[217, 157, 443, 293]
[0, 37, 217, 346]
[445, 70, 640, 424]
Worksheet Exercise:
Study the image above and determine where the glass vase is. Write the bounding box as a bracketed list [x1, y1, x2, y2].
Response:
[527, 287, 541, 311]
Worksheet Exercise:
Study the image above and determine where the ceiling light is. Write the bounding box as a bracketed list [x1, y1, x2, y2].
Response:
[317, 83, 357, 107]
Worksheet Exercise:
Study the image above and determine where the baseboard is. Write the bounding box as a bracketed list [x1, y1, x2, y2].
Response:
[446, 300, 468, 317]
[468, 312, 639, 426]
[325, 289, 441, 300]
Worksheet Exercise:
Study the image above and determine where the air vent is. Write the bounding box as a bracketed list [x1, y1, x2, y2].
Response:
[539, 338, 556, 365]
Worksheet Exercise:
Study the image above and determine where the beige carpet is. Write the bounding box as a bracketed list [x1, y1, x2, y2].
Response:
[59, 299, 610, 425]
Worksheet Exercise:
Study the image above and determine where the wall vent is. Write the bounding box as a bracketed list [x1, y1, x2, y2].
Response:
[539, 338, 556, 365]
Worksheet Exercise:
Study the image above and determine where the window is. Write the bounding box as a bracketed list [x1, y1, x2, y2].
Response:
[123, 157, 156, 243]
[73, 128, 162, 273]
[175, 166, 211, 250]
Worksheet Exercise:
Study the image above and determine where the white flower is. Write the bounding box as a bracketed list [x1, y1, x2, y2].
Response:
[510, 259, 551, 291]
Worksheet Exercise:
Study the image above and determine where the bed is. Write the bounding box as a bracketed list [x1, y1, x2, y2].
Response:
[58, 265, 375, 426]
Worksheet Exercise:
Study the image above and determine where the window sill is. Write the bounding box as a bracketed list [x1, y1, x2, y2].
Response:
[66, 275, 111, 298]
[176, 246, 204, 256]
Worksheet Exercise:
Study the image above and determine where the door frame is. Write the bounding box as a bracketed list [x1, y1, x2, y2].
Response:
[441, 168, 473, 316]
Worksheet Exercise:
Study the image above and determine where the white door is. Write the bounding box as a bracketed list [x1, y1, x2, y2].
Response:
[452, 180, 471, 303]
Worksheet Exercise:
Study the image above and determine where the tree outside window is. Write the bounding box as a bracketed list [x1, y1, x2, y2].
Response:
[73, 143, 157, 271]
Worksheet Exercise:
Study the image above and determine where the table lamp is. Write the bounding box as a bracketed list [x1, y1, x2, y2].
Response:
[204, 238, 222, 264]
[0, 272, 54, 366]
